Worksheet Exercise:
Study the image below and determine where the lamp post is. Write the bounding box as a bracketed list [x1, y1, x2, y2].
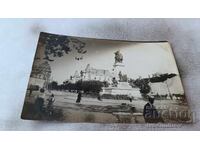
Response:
[165, 79, 173, 100]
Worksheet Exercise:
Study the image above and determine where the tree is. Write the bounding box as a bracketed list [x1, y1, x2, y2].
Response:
[33, 33, 87, 90]
[76, 80, 104, 94]
[133, 73, 177, 97]
[149, 73, 177, 83]
[133, 78, 151, 95]
[39, 32, 86, 61]
[31, 61, 51, 89]
[31, 61, 51, 80]
[48, 81, 58, 90]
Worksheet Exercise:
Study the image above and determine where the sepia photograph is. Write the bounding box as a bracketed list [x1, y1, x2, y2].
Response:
[1, 1, 200, 149]
[21, 32, 191, 123]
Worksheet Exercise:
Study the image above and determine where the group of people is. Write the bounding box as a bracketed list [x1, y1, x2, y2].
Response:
[34, 88, 55, 118]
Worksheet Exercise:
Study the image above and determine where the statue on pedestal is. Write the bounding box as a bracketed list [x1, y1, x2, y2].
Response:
[111, 50, 124, 83]
[114, 50, 123, 66]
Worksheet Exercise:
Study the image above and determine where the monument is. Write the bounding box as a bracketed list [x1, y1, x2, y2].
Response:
[101, 50, 142, 99]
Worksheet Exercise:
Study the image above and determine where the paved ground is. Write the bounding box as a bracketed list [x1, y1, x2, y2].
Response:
[24, 90, 191, 123]
[50, 91, 189, 111]
[54, 91, 136, 106]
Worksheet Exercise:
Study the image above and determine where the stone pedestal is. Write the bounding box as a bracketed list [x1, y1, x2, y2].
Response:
[102, 82, 142, 99]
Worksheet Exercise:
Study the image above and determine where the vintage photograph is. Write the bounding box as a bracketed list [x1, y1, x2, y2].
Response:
[21, 32, 191, 123]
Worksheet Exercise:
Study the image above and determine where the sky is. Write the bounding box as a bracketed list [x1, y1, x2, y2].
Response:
[48, 39, 178, 80]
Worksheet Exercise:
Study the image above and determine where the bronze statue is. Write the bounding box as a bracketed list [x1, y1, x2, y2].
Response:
[114, 50, 123, 64]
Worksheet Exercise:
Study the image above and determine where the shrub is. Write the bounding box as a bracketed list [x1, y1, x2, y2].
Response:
[76, 80, 104, 93]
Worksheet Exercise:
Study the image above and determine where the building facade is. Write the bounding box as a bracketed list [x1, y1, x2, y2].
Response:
[70, 64, 113, 83]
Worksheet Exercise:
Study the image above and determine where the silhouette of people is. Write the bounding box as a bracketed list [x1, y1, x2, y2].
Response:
[143, 96, 164, 123]
[34, 88, 45, 119]
[97, 93, 102, 101]
[29, 84, 33, 97]
[76, 91, 82, 103]
[128, 93, 133, 102]
[118, 71, 122, 81]
[47, 94, 55, 116]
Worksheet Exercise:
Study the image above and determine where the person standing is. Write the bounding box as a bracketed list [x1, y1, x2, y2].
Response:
[47, 94, 55, 116]
[34, 88, 45, 119]
[76, 91, 82, 103]
[97, 92, 102, 101]
[128, 93, 133, 102]
[29, 84, 33, 97]
[143, 96, 164, 123]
